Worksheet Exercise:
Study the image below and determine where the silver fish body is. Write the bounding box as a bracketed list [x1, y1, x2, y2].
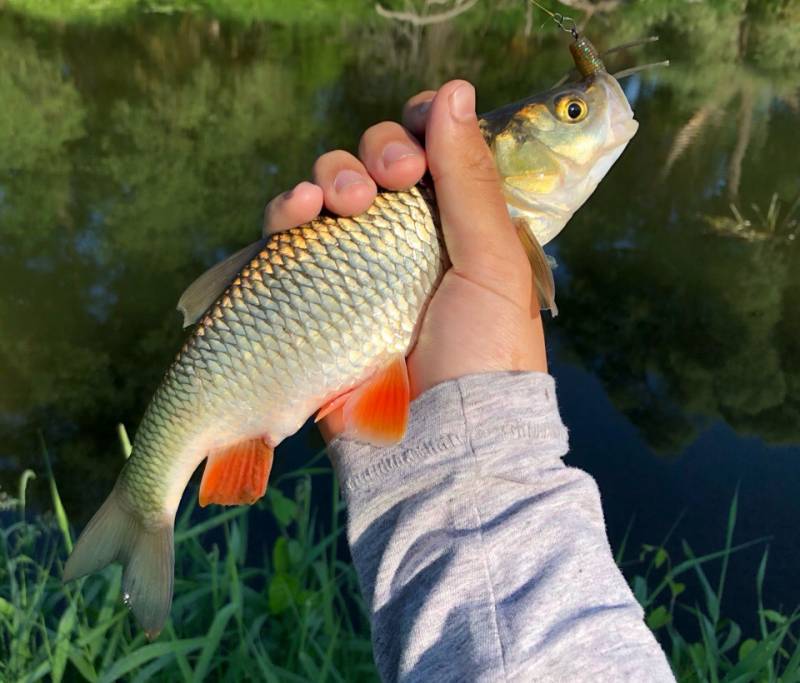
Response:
[121, 186, 442, 520]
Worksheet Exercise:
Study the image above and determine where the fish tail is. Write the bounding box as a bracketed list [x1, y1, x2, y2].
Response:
[63, 486, 174, 639]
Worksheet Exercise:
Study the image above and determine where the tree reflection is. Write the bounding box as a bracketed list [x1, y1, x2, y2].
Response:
[555, 82, 800, 451]
[0, 2, 799, 516]
[546, 0, 800, 451]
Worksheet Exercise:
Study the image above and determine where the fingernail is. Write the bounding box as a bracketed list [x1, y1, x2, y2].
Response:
[283, 180, 310, 200]
[449, 83, 475, 122]
[382, 142, 417, 168]
[413, 100, 432, 117]
[334, 169, 368, 193]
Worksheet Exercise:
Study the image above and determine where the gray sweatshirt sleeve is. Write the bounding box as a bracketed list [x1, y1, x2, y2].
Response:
[327, 371, 676, 683]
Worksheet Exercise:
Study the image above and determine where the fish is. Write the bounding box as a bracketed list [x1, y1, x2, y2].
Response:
[63, 33, 639, 638]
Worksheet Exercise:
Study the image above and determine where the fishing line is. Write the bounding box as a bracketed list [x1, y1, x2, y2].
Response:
[526, 0, 579, 38]
[525, 1, 669, 81]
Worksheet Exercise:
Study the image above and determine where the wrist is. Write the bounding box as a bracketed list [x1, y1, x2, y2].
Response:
[327, 371, 568, 500]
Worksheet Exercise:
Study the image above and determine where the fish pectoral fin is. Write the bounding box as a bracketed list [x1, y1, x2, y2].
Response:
[514, 218, 558, 317]
[340, 355, 410, 446]
[177, 238, 268, 328]
[199, 438, 274, 507]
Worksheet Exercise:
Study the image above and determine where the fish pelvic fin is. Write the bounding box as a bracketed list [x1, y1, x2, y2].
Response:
[514, 218, 558, 317]
[199, 438, 274, 507]
[63, 486, 175, 640]
[342, 355, 410, 446]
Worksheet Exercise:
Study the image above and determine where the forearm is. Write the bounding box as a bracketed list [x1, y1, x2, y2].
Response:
[328, 372, 675, 683]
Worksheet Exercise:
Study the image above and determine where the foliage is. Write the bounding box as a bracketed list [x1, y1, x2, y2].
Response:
[621, 491, 800, 682]
[2, 0, 375, 25]
[2, 447, 799, 681]
[0, 441, 375, 682]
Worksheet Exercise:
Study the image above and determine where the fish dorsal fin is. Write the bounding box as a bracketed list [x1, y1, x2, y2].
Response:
[514, 219, 558, 317]
[199, 438, 274, 507]
[177, 238, 267, 328]
[318, 356, 410, 446]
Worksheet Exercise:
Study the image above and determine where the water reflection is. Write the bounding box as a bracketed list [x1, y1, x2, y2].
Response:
[553, 0, 800, 451]
[0, 4, 798, 521]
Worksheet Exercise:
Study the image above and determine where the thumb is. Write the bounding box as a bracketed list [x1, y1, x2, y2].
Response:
[425, 80, 531, 305]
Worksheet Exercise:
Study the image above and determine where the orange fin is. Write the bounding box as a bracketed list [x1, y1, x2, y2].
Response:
[341, 355, 410, 446]
[315, 390, 354, 423]
[199, 438, 274, 507]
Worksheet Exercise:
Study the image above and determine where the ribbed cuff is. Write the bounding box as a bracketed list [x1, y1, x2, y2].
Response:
[328, 371, 569, 500]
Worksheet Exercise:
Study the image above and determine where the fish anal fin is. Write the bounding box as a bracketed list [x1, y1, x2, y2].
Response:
[341, 356, 410, 446]
[178, 238, 268, 328]
[514, 218, 558, 317]
[199, 438, 274, 507]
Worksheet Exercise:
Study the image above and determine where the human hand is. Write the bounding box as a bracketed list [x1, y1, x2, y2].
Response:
[263, 80, 547, 437]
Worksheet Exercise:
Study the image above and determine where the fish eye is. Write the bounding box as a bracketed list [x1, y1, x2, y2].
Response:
[555, 96, 588, 123]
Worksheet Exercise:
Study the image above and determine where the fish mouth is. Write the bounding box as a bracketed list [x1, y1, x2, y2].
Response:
[598, 71, 639, 150]
[611, 117, 639, 147]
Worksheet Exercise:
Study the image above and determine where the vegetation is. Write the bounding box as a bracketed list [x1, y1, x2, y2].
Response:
[1, 438, 377, 682]
[623, 496, 800, 682]
[1, 438, 799, 682]
[1, 0, 376, 25]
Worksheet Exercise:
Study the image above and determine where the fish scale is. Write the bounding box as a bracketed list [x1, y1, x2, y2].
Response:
[119, 186, 443, 523]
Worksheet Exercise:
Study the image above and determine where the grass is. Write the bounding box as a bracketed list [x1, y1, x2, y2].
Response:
[1, 432, 798, 682]
[1, 432, 376, 682]
[618, 493, 800, 682]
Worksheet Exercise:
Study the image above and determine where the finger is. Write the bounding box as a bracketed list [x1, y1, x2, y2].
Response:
[402, 90, 437, 137]
[358, 121, 426, 191]
[425, 80, 531, 305]
[312, 150, 377, 216]
[263, 181, 324, 235]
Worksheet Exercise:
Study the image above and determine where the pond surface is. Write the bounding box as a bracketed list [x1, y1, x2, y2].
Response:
[1, 3, 798, 630]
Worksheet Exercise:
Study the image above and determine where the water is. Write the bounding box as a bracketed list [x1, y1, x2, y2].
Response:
[1, 3, 798, 630]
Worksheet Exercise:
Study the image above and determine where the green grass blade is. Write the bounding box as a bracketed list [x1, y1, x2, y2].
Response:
[51, 599, 78, 683]
[192, 602, 238, 680]
[780, 617, 800, 680]
[716, 489, 739, 620]
[117, 423, 133, 459]
[98, 638, 205, 683]
[67, 647, 99, 682]
[38, 433, 72, 553]
[682, 540, 721, 625]
[615, 516, 635, 566]
[174, 507, 248, 544]
[18, 470, 36, 519]
[723, 625, 789, 682]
